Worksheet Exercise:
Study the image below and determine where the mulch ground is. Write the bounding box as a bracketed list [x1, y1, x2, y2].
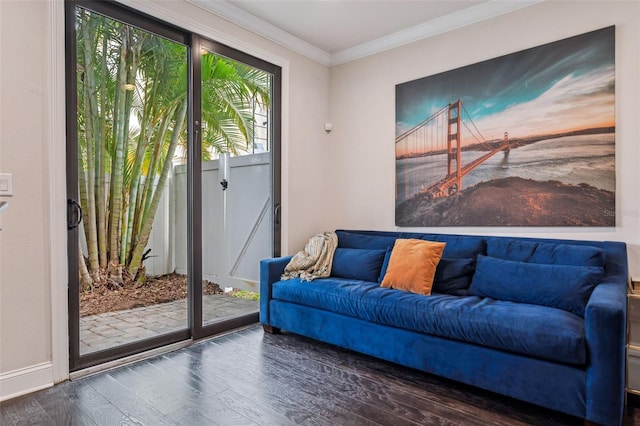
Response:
[79, 273, 224, 317]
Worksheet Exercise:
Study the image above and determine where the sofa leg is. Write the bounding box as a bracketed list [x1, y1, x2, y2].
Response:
[263, 325, 281, 334]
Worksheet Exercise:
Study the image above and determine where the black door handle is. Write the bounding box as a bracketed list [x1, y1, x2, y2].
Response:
[274, 203, 281, 225]
[67, 199, 83, 230]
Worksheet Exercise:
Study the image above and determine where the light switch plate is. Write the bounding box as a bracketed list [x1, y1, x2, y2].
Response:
[0, 173, 13, 196]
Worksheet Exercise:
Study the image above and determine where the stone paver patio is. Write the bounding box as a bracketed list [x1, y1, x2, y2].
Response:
[80, 294, 258, 354]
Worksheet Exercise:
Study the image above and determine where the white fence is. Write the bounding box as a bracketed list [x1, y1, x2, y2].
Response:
[80, 153, 272, 292]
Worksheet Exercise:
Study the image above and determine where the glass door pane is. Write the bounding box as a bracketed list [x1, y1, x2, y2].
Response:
[72, 6, 189, 358]
[199, 48, 273, 326]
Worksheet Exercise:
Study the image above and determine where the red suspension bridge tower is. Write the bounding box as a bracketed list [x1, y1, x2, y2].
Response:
[447, 100, 462, 195]
[395, 98, 511, 200]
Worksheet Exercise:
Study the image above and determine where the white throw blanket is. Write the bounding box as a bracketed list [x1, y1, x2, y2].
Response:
[281, 231, 338, 282]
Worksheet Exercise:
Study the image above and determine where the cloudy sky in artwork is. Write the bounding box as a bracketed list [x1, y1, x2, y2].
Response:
[395, 26, 615, 142]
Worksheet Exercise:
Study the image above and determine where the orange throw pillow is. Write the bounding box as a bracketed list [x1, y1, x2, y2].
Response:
[380, 239, 446, 295]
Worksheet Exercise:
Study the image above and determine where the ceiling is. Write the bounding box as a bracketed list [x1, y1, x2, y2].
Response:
[187, 0, 541, 66]
[226, 0, 488, 53]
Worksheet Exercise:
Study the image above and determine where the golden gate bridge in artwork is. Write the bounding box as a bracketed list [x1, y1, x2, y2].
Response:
[396, 99, 511, 200]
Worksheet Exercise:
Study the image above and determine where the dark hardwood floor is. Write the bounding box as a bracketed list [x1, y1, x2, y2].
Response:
[2, 325, 639, 425]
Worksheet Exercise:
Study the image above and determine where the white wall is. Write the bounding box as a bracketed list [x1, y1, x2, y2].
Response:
[328, 0, 640, 276]
[0, 0, 52, 381]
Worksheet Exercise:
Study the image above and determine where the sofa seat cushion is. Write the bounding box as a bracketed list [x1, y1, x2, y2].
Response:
[271, 278, 586, 365]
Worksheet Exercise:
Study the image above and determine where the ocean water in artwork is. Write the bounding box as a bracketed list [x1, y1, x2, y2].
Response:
[396, 133, 614, 206]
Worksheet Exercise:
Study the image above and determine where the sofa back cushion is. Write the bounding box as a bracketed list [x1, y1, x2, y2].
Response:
[336, 230, 481, 294]
[336, 230, 486, 259]
[336, 231, 399, 250]
[331, 248, 386, 282]
[469, 255, 604, 316]
[486, 239, 605, 267]
[420, 235, 486, 259]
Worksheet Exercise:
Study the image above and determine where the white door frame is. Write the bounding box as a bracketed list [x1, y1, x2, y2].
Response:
[49, 0, 70, 384]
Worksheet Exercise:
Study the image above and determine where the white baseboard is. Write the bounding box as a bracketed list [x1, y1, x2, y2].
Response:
[0, 362, 53, 402]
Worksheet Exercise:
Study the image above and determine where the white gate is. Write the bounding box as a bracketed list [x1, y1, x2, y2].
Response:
[173, 152, 272, 292]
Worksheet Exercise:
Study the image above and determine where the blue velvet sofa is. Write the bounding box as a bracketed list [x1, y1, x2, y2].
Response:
[260, 230, 628, 425]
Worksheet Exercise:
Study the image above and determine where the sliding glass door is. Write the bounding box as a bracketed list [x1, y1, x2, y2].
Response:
[66, 1, 280, 371]
[196, 41, 278, 332]
[66, 1, 191, 370]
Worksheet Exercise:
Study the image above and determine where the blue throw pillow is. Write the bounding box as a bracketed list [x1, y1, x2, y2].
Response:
[469, 255, 604, 317]
[486, 239, 605, 267]
[331, 248, 387, 282]
[432, 258, 475, 295]
[377, 253, 474, 295]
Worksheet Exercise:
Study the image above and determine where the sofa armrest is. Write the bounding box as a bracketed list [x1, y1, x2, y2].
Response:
[260, 256, 292, 325]
[584, 280, 627, 426]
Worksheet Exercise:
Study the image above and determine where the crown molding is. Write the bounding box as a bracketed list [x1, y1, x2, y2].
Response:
[186, 0, 332, 66]
[187, 0, 543, 68]
[330, 0, 544, 66]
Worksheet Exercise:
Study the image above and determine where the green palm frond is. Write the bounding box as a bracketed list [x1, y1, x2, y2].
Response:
[200, 52, 270, 156]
